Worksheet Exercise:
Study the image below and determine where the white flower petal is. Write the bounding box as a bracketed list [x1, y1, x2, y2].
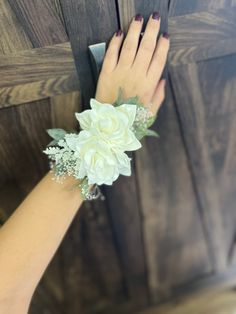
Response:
[75, 110, 92, 130]
[117, 104, 137, 127]
[90, 98, 103, 110]
[116, 152, 132, 176]
[123, 130, 142, 151]
[77, 161, 87, 179]
[65, 134, 79, 151]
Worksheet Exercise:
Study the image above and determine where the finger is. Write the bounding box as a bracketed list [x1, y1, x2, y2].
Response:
[101, 30, 124, 73]
[149, 79, 166, 115]
[132, 12, 161, 71]
[117, 14, 144, 68]
[147, 33, 170, 80]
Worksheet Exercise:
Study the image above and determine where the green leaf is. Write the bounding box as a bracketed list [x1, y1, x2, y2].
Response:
[46, 128, 67, 141]
[145, 129, 159, 138]
[134, 130, 146, 141]
[46, 139, 59, 147]
[146, 115, 157, 128]
[113, 87, 124, 107]
[123, 95, 139, 105]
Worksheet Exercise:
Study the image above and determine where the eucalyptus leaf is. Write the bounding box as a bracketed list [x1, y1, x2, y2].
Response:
[147, 115, 157, 128]
[46, 139, 59, 147]
[124, 95, 139, 105]
[113, 87, 124, 107]
[145, 129, 159, 138]
[46, 128, 67, 141]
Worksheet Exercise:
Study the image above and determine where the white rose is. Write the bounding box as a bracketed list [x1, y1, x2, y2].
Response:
[75, 99, 142, 153]
[64, 130, 133, 185]
[73, 130, 121, 185]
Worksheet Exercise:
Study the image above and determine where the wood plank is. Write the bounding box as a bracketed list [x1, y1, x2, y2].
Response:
[135, 79, 211, 302]
[169, 38, 236, 66]
[0, 180, 24, 225]
[169, 0, 234, 16]
[8, 0, 68, 47]
[169, 9, 236, 51]
[0, 73, 79, 107]
[139, 267, 236, 314]
[53, 0, 66, 29]
[139, 290, 236, 314]
[0, 42, 79, 106]
[50, 90, 81, 131]
[117, 0, 168, 43]
[60, 201, 125, 314]
[0, 98, 53, 193]
[104, 172, 149, 304]
[169, 9, 236, 65]
[169, 54, 236, 272]
[60, 0, 118, 106]
[0, 0, 32, 53]
[0, 43, 77, 88]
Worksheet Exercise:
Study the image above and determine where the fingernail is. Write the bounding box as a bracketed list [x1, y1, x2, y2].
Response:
[134, 13, 142, 21]
[152, 11, 160, 20]
[115, 29, 123, 36]
[163, 32, 169, 39]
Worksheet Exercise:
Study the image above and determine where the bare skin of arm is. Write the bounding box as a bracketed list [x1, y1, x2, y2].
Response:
[0, 12, 169, 314]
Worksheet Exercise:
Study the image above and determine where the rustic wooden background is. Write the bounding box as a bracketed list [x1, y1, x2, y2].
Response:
[0, 0, 236, 313]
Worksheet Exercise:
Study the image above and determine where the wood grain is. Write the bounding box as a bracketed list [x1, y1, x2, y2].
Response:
[59, 201, 125, 314]
[0, 42, 79, 106]
[169, 54, 236, 272]
[8, 0, 68, 47]
[169, 9, 236, 65]
[169, 0, 234, 16]
[0, 73, 79, 107]
[0, 43, 76, 88]
[139, 290, 236, 314]
[0, 0, 32, 53]
[117, 0, 168, 43]
[135, 80, 211, 302]
[139, 266, 236, 314]
[169, 38, 236, 66]
[60, 0, 118, 106]
[50, 90, 81, 131]
[169, 9, 236, 51]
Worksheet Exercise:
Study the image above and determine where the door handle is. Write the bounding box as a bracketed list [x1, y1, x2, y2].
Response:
[88, 42, 106, 83]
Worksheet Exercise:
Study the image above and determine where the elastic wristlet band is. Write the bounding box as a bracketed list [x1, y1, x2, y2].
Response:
[43, 87, 158, 201]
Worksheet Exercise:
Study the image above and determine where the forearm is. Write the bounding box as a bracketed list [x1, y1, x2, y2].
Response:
[0, 170, 83, 310]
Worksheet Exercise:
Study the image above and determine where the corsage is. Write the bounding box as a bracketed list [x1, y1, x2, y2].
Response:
[43, 88, 158, 201]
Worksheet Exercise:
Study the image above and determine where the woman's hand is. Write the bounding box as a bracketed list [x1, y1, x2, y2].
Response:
[95, 12, 170, 116]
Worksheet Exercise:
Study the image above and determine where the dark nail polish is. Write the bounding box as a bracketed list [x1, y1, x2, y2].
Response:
[163, 32, 169, 39]
[152, 11, 160, 20]
[135, 13, 142, 21]
[115, 29, 123, 36]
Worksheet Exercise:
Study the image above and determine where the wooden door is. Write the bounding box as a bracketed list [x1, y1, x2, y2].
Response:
[0, 1, 236, 313]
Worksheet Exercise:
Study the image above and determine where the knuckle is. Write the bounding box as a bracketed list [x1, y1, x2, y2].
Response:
[106, 47, 116, 59]
[157, 47, 168, 64]
[123, 40, 135, 52]
[141, 39, 156, 52]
